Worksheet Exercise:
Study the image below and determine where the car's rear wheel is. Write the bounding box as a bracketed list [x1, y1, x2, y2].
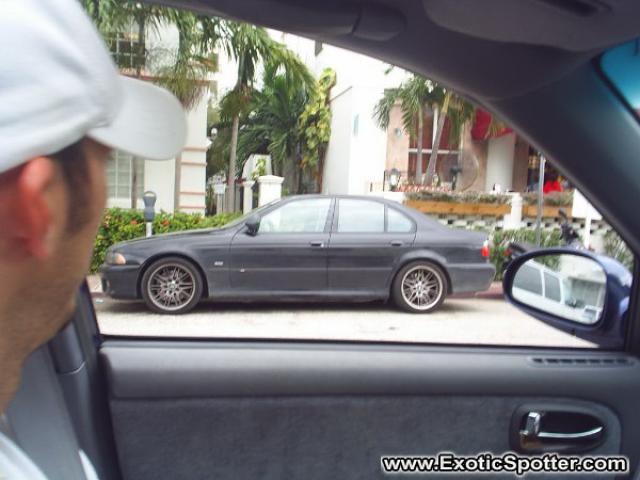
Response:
[141, 257, 203, 314]
[392, 261, 447, 313]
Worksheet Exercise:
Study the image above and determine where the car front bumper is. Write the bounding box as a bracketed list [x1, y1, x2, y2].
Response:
[99, 264, 141, 299]
[448, 263, 496, 294]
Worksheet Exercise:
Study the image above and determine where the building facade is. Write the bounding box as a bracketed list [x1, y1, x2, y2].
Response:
[105, 24, 209, 214]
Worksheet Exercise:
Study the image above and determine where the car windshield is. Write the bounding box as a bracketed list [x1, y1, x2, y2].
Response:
[601, 39, 640, 116]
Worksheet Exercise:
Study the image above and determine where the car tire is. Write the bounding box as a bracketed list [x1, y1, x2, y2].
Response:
[141, 256, 204, 314]
[392, 261, 447, 313]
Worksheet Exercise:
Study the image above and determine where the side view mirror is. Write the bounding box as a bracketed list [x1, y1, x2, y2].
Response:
[245, 215, 260, 236]
[503, 249, 632, 348]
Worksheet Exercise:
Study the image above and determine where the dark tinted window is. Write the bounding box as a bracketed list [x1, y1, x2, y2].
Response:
[337, 199, 384, 233]
[514, 263, 543, 295]
[544, 272, 562, 302]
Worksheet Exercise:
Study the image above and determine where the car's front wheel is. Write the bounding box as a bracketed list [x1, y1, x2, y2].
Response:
[141, 257, 203, 314]
[392, 261, 447, 313]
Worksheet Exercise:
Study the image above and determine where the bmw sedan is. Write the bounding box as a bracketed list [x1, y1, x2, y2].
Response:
[100, 195, 495, 314]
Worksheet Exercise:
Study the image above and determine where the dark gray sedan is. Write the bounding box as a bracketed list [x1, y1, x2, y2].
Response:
[100, 195, 495, 314]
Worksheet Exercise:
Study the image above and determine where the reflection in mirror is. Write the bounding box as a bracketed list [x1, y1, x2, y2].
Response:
[512, 254, 606, 325]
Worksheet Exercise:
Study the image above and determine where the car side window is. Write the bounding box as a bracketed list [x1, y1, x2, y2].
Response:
[543, 272, 562, 302]
[337, 199, 385, 233]
[387, 207, 414, 233]
[515, 263, 543, 295]
[259, 198, 331, 233]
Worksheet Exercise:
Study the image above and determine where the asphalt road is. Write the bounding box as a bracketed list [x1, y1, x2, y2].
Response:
[95, 296, 594, 348]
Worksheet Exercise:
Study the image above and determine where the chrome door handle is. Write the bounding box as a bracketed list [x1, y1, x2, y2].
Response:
[310, 241, 324, 248]
[390, 240, 404, 247]
[519, 411, 604, 448]
[536, 428, 604, 440]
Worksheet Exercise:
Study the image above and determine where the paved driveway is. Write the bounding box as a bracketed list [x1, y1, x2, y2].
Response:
[95, 297, 593, 348]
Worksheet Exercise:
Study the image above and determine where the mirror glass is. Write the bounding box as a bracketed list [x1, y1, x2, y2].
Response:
[512, 254, 606, 325]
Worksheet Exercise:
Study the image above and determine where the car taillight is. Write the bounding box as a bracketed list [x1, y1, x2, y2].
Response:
[481, 240, 490, 258]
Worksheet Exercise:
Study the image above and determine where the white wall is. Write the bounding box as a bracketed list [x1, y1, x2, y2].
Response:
[144, 158, 175, 212]
[315, 43, 409, 195]
[178, 93, 209, 213]
[322, 88, 352, 194]
[347, 86, 388, 194]
[485, 133, 516, 191]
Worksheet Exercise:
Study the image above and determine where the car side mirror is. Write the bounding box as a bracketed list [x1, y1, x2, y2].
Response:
[245, 215, 260, 236]
[503, 249, 632, 348]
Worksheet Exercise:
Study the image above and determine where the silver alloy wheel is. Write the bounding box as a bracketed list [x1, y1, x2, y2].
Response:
[400, 265, 444, 311]
[147, 263, 196, 312]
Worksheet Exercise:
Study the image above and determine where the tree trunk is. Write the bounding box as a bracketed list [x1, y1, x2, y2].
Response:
[226, 114, 240, 213]
[415, 105, 424, 183]
[425, 91, 451, 185]
[91, 0, 100, 23]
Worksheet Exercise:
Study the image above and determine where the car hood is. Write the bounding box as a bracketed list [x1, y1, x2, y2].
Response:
[112, 226, 231, 250]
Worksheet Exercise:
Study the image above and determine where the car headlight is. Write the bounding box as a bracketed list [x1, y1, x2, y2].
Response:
[106, 251, 127, 265]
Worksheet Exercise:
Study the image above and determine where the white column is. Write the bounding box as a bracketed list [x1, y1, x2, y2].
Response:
[258, 175, 284, 206]
[503, 193, 523, 230]
[243, 180, 255, 214]
[485, 133, 516, 191]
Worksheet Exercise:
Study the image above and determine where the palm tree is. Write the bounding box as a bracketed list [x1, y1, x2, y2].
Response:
[235, 64, 311, 193]
[218, 23, 314, 212]
[374, 75, 476, 185]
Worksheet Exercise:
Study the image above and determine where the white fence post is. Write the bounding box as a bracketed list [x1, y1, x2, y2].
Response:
[257, 175, 284, 206]
[242, 180, 255, 214]
[503, 193, 523, 230]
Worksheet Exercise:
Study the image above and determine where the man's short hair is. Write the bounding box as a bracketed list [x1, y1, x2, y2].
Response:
[50, 139, 92, 233]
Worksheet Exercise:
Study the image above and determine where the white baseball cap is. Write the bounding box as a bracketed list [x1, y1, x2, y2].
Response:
[0, 0, 188, 174]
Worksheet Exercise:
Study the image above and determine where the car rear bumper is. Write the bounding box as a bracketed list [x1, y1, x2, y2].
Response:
[99, 264, 141, 299]
[448, 263, 496, 294]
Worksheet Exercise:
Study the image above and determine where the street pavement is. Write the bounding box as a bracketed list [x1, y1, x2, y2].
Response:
[94, 295, 594, 348]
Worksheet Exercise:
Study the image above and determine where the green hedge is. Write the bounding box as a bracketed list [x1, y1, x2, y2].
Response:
[488, 228, 565, 280]
[91, 208, 241, 273]
[603, 230, 634, 270]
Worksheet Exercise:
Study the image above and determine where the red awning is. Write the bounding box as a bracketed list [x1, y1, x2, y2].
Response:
[471, 109, 512, 141]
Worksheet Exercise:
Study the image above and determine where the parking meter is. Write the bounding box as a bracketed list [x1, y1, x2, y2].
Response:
[142, 191, 157, 237]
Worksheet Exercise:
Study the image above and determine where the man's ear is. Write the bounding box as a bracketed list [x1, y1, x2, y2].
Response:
[10, 157, 62, 259]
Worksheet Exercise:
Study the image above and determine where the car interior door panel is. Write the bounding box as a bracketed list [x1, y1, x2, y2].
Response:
[99, 341, 638, 480]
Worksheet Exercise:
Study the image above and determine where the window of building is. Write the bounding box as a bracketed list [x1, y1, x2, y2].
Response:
[106, 151, 144, 200]
[106, 31, 144, 71]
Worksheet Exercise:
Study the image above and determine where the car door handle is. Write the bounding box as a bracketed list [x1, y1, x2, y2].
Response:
[310, 241, 325, 248]
[390, 240, 404, 247]
[518, 411, 604, 452]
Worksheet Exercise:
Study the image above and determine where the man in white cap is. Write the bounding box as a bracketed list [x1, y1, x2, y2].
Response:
[0, 0, 187, 477]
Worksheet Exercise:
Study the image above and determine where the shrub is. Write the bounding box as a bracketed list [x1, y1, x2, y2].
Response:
[521, 191, 573, 207]
[91, 208, 241, 273]
[489, 228, 564, 280]
[603, 230, 634, 270]
[406, 190, 512, 204]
